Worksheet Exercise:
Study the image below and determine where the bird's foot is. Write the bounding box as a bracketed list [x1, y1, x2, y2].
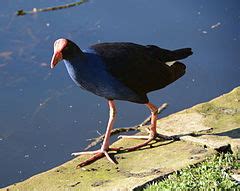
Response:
[118, 132, 174, 140]
[119, 133, 175, 152]
[72, 147, 121, 168]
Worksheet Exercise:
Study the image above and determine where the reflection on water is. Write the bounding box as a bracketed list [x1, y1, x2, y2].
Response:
[0, 0, 240, 188]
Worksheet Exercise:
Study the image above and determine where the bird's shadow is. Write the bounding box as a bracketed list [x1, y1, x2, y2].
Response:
[108, 137, 177, 164]
[107, 126, 240, 164]
[214, 128, 240, 139]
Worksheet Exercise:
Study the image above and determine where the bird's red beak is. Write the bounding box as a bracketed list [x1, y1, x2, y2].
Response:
[50, 51, 62, 69]
[50, 38, 68, 69]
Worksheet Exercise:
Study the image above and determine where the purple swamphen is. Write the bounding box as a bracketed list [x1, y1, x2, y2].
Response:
[50, 38, 192, 167]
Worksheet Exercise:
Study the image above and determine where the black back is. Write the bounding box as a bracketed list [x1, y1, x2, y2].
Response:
[91, 42, 190, 95]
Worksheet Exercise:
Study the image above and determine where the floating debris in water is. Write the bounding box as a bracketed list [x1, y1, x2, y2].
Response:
[16, 0, 89, 16]
[32, 8, 37, 13]
[96, 130, 102, 136]
[211, 22, 221, 29]
[24, 154, 29, 158]
[202, 30, 208, 34]
[0, 51, 12, 59]
[0, 63, 7, 68]
[40, 62, 48, 67]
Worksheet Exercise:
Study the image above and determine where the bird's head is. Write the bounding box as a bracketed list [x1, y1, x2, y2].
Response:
[50, 38, 82, 69]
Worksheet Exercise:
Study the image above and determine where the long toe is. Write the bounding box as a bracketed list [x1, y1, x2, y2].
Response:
[74, 148, 120, 168]
[71, 150, 101, 156]
[123, 136, 155, 152]
[156, 133, 179, 140]
[118, 135, 150, 140]
[122, 133, 178, 152]
[77, 152, 105, 168]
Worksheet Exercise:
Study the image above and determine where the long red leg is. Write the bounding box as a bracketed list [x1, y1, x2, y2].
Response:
[120, 102, 159, 151]
[72, 100, 120, 168]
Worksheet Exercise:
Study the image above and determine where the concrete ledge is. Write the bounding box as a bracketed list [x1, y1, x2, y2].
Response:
[3, 87, 240, 191]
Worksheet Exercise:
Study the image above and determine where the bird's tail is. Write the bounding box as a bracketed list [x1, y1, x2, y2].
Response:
[173, 48, 193, 60]
[171, 62, 186, 80]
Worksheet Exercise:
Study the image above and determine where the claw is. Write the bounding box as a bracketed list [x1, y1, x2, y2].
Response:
[74, 147, 121, 168]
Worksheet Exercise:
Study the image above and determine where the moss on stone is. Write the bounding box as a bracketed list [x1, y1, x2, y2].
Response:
[193, 87, 240, 134]
[4, 139, 214, 190]
[3, 87, 240, 191]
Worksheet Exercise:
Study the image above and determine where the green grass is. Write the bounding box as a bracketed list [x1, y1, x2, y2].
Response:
[144, 153, 240, 191]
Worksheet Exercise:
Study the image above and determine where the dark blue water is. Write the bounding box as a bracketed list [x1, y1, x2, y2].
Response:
[0, 0, 239, 188]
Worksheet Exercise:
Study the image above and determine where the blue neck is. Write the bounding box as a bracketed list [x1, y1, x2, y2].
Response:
[63, 49, 108, 90]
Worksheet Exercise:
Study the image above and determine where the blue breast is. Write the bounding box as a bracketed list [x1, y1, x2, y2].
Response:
[64, 48, 141, 102]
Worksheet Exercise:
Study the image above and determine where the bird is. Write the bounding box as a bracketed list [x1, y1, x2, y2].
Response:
[50, 38, 192, 167]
